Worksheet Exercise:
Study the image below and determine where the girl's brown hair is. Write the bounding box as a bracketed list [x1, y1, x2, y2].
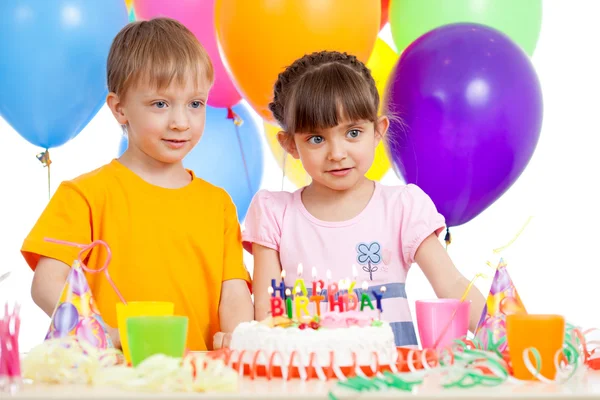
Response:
[269, 51, 379, 135]
[107, 18, 214, 99]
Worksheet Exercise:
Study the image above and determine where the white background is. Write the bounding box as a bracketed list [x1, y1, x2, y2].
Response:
[1, 0, 599, 351]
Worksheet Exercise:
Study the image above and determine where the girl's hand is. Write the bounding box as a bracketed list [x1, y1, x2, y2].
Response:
[213, 332, 232, 349]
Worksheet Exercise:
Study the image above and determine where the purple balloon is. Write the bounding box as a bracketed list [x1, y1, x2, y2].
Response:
[385, 23, 543, 227]
[53, 302, 79, 334]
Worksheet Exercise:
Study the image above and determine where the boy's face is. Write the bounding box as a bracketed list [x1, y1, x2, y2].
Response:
[108, 75, 211, 165]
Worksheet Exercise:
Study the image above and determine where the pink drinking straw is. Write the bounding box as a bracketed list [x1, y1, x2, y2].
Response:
[44, 238, 127, 305]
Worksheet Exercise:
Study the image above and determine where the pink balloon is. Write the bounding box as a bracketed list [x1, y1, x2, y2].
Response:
[134, 0, 241, 108]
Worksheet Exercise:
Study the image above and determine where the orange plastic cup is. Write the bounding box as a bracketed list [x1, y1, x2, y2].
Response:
[506, 314, 565, 380]
[116, 301, 174, 363]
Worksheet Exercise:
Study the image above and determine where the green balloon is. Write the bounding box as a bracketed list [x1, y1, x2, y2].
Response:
[389, 0, 542, 56]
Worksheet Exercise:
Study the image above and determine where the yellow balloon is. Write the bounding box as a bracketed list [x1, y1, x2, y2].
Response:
[125, 0, 134, 10]
[368, 38, 399, 114]
[263, 38, 399, 188]
[264, 123, 311, 188]
[366, 38, 399, 181]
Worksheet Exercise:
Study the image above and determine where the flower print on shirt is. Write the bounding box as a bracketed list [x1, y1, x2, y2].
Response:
[356, 241, 382, 280]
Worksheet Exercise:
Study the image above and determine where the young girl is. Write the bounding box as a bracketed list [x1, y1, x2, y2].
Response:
[243, 50, 485, 347]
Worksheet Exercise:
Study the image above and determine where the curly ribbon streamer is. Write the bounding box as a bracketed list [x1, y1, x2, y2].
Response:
[493, 216, 533, 254]
[329, 322, 597, 398]
[486, 216, 534, 269]
[331, 342, 508, 398]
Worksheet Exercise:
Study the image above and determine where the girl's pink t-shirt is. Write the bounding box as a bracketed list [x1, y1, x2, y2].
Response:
[242, 182, 445, 347]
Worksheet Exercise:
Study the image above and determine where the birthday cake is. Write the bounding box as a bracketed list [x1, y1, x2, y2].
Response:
[230, 312, 397, 369]
[229, 269, 397, 374]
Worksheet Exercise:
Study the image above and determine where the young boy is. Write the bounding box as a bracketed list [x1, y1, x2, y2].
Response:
[21, 18, 253, 351]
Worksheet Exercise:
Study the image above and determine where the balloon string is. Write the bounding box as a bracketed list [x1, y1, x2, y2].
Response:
[444, 227, 451, 250]
[228, 108, 253, 196]
[36, 149, 52, 199]
[47, 158, 51, 200]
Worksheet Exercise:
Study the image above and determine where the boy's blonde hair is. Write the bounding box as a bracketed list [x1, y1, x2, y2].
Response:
[107, 18, 214, 99]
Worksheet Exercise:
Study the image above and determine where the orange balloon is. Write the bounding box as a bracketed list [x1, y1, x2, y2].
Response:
[215, 0, 380, 123]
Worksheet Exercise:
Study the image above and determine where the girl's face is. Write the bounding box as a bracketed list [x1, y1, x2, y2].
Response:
[281, 116, 389, 192]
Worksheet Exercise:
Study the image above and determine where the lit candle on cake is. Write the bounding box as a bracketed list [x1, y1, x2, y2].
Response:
[325, 269, 336, 297]
[345, 278, 359, 311]
[348, 264, 358, 293]
[294, 285, 310, 319]
[292, 263, 308, 296]
[268, 286, 284, 317]
[310, 281, 325, 316]
[311, 266, 324, 301]
[371, 286, 385, 319]
[285, 288, 293, 319]
[326, 271, 337, 297]
[329, 278, 344, 313]
[346, 277, 351, 295]
[271, 270, 286, 299]
[360, 281, 375, 311]
[281, 269, 287, 299]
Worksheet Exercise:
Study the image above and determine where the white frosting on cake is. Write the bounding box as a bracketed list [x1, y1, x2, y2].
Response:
[229, 317, 397, 369]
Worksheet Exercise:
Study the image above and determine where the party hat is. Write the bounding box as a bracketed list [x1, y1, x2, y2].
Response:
[44, 238, 127, 349]
[474, 259, 527, 352]
[45, 260, 113, 349]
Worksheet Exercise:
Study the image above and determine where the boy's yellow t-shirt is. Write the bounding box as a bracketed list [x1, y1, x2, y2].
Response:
[21, 159, 250, 351]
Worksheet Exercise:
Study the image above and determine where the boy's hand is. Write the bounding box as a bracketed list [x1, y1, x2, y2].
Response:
[213, 332, 232, 349]
[107, 326, 121, 350]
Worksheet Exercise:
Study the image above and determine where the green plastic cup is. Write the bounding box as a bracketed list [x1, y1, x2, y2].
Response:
[126, 315, 188, 367]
